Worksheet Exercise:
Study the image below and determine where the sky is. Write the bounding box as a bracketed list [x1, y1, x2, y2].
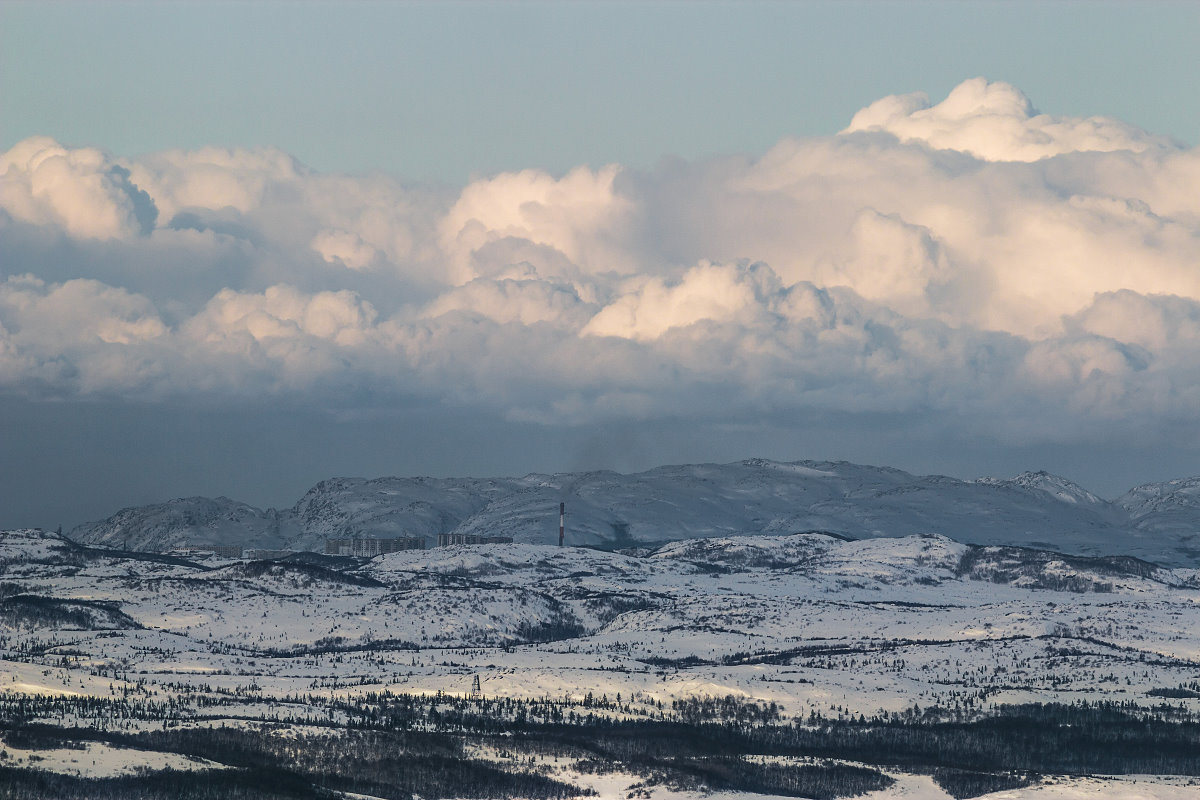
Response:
[2, 1, 1199, 530]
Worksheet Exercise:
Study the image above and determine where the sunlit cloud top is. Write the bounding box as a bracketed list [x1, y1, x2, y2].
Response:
[3, 79, 1199, 446]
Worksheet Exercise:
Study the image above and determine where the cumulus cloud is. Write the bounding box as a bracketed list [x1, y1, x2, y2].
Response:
[186, 285, 377, 346]
[582, 261, 782, 341]
[310, 229, 380, 270]
[0, 275, 168, 394]
[421, 271, 597, 328]
[0, 137, 156, 239]
[2, 78, 1200, 446]
[844, 77, 1172, 161]
[438, 164, 634, 283]
[125, 145, 303, 221]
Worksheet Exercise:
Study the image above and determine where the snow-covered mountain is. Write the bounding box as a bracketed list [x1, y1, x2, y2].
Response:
[67, 458, 1200, 567]
[70, 496, 293, 553]
[286, 475, 520, 550]
[975, 470, 1110, 507]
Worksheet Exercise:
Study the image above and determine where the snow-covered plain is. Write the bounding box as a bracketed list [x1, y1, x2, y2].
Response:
[4, 525, 1200, 798]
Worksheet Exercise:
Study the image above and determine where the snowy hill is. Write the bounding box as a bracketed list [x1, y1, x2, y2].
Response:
[5, 526, 1200, 797]
[285, 475, 520, 550]
[975, 470, 1110, 507]
[70, 496, 291, 553]
[66, 458, 1200, 567]
[5, 527, 1200, 719]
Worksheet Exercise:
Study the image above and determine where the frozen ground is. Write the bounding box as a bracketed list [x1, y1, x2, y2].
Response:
[3, 526, 1200, 798]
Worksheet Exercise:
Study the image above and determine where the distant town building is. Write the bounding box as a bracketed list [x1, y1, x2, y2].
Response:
[325, 536, 426, 557]
[436, 533, 514, 547]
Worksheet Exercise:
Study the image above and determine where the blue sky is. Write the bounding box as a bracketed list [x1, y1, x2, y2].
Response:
[1, 1, 1199, 529]
[3, 1, 1196, 183]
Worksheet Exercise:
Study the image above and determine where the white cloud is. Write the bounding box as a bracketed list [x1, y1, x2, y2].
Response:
[310, 228, 380, 270]
[1070, 290, 1200, 353]
[125, 145, 303, 222]
[0, 137, 153, 239]
[2, 79, 1200, 447]
[438, 164, 634, 284]
[812, 209, 951, 317]
[582, 261, 781, 341]
[186, 285, 377, 347]
[0, 275, 166, 351]
[422, 272, 597, 328]
[0, 275, 168, 394]
[844, 77, 1171, 162]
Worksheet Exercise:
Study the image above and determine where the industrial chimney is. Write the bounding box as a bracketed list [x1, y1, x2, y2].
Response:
[559, 502, 565, 547]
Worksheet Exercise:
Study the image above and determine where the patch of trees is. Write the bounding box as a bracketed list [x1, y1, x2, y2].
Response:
[351, 694, 1200, 776]
[721, 638, 968, 667]
[929, 767, 1036, 799]
[639, 654, 713, 669]
[7, 689, 1200, 795]
[579, 592, 656, 624]
[249, 636, 425, 658]
[764, 702, 1200, 776]
[1, 726, 589, 800]
[0, 765, 335, 800]
[514, 612, 586, 643]
[141, 726, 588, 800]
[672, 695, 782, 726]
[1148, 686, 1200, 699]
[0, 595, 140, 631]
[954, 546, 1161, 592]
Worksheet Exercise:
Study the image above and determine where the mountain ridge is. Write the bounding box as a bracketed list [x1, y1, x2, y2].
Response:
[67, 457, 1200, 567]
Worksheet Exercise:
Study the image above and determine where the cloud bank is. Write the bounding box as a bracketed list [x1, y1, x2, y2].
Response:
[3, 79, 1200, 447]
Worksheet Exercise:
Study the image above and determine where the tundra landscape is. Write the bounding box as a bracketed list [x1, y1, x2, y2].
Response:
[3, 3, 1198, 797]
[5, 460, 1200, 798]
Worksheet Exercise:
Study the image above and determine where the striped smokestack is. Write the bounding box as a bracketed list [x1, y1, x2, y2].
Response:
[559, 502, 565, 547]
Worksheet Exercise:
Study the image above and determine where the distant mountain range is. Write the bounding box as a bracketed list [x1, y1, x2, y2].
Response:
[68, 459, 1200, 567]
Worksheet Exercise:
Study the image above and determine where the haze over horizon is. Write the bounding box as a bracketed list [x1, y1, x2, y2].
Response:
[3, 1, 1199, 530]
